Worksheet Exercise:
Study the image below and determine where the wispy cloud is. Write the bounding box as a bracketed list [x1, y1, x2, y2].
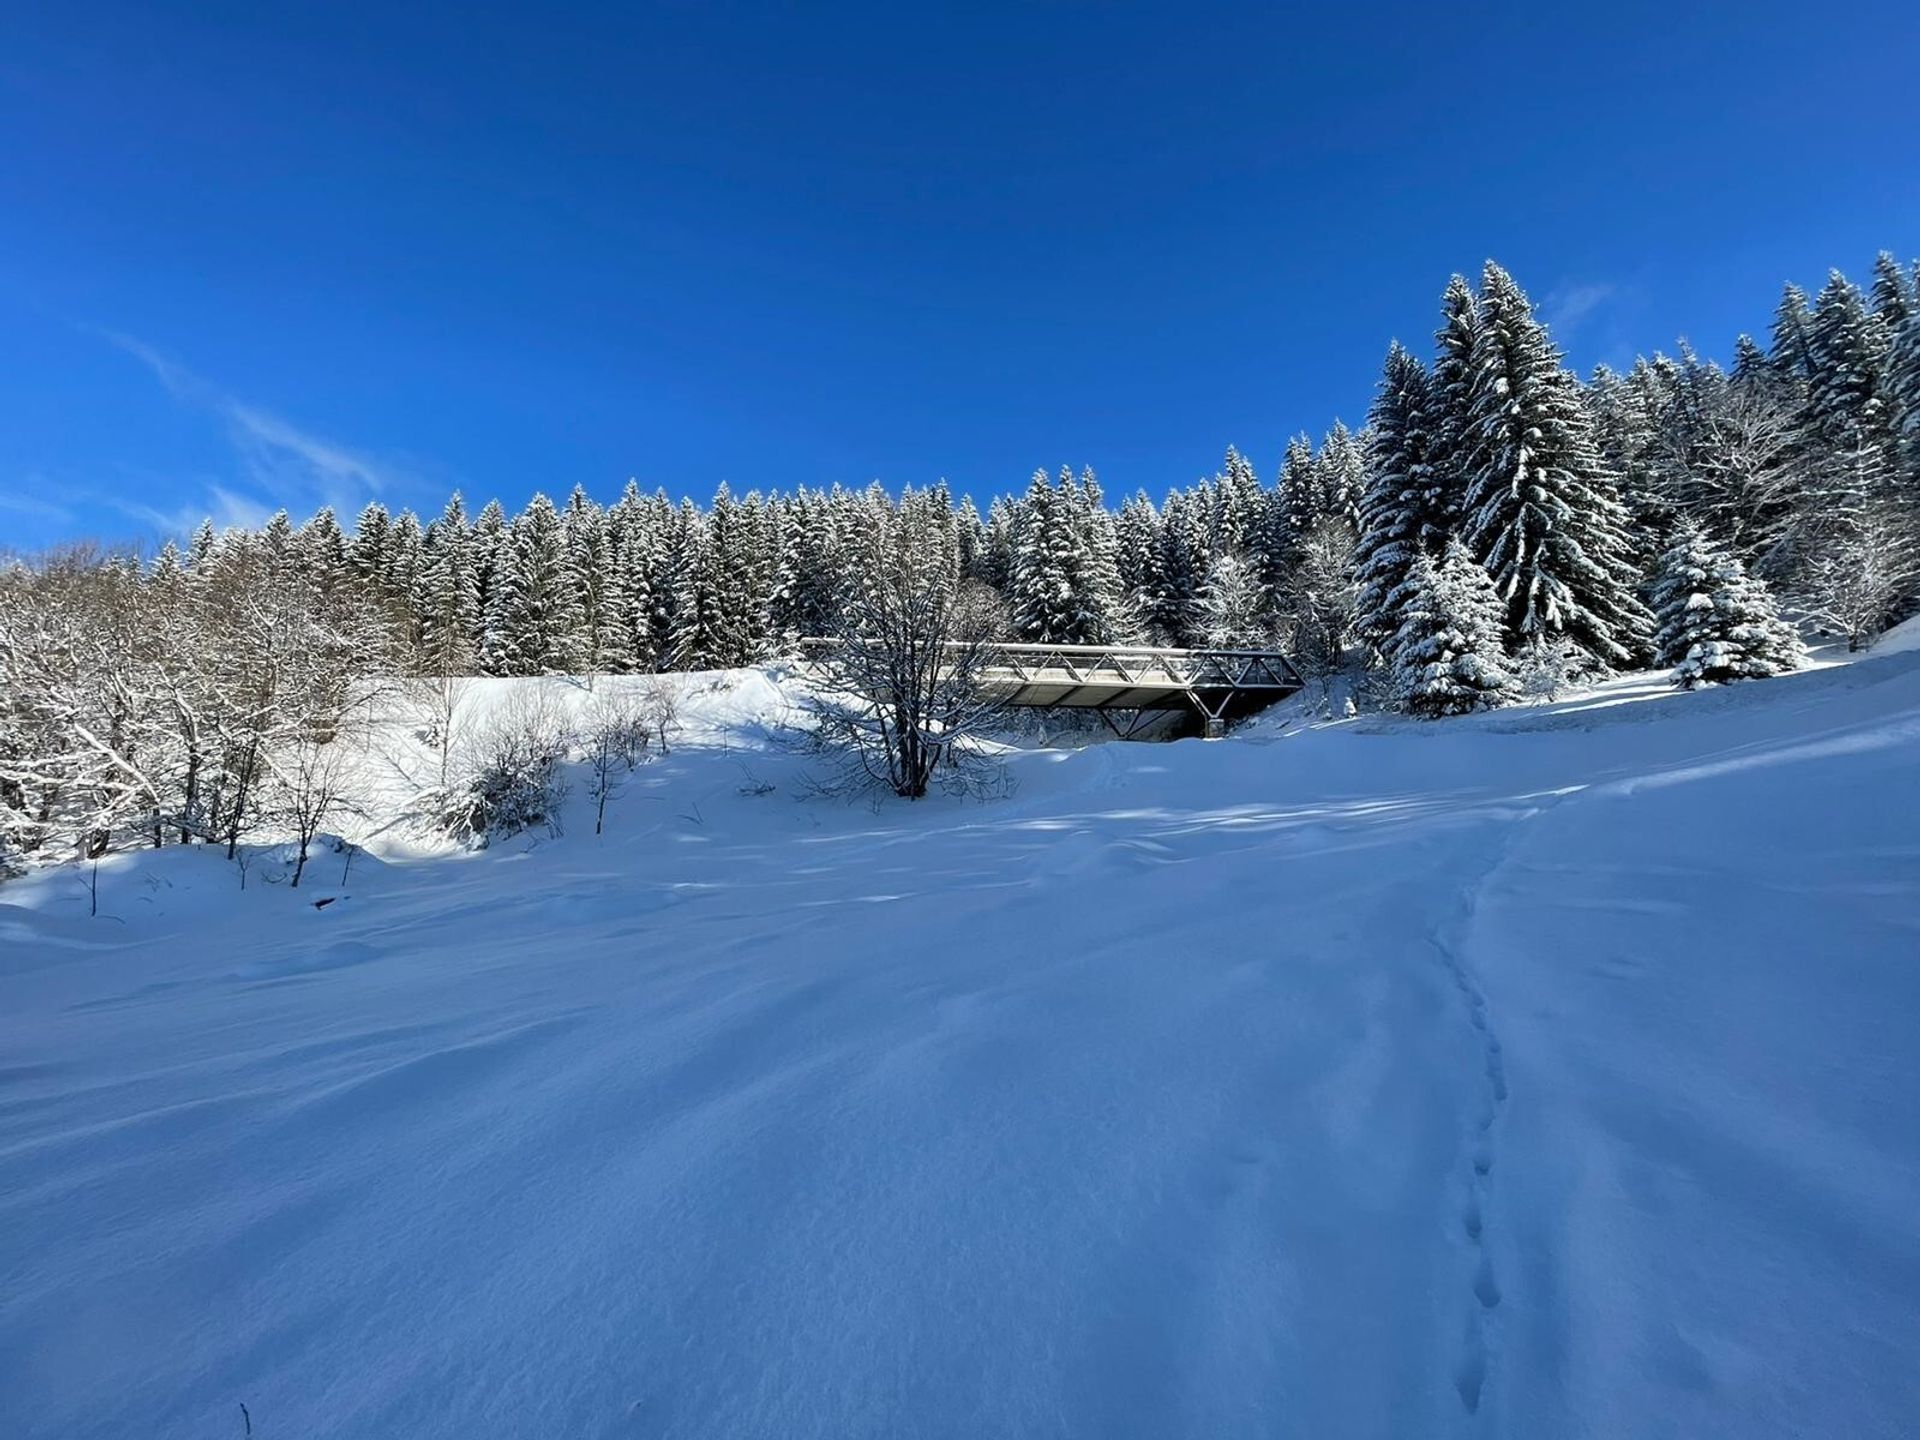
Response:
[104, 483, 274, 539]
[0, 486, 75, 524]
[1540, 282, 1615, 343]
[94, 328, 406, 533]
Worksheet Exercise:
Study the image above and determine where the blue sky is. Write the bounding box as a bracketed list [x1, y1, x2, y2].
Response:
[1, 1, 1914, 549]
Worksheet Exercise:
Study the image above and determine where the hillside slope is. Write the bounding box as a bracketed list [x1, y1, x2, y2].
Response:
[3, 654, 1918, 1439]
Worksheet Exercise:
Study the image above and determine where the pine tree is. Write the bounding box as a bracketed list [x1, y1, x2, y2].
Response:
[492, 493, 582, 675]
[1807, 270, 1899, 505]
[1272, 434, 1319, 560]
[1430, 274, 1484, 503]
[1354, 342, 1448, 656]
[1313, 422, 1366, 533]
[187, 518, 218, 570]
[1650, 521, 1804, 687]
[298, 506, 348, 586]
[1009, 468, 1107, 645]
[563, 485, 616, 674]
[1385, 539, 1517, 716]
[1461, 262, 1652, 671]
[1214, 446, 1263, 555]
[607, 481, 662, 669]
[1871, 251, 1915, 331]
[415, 492, 479, 676]
[1076, 468, 1126, 642]
[384, 511, 425, 628]
[470, 500, 511, 672]
[1770, 283, 1818, 380]
[348, 502, 391, 583]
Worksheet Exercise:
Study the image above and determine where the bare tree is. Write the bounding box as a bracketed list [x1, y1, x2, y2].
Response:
[805, 504, 1003, 799]
[639, 675, 681, 755]
[1275, 518, 1359, 682]
[271, 738, 357, 887]
[1796, 505, 1918, 651]
[581, 690, 649, 835]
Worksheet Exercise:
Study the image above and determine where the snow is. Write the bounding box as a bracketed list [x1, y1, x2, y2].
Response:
[4, 653, 1919, 1438]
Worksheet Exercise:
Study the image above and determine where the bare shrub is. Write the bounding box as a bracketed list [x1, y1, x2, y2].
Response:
[438, 688, 575, 845]
[581, 691, 650, 835]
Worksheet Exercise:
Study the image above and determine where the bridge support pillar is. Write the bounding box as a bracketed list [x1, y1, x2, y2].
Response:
[1203, 718, 1226, 740]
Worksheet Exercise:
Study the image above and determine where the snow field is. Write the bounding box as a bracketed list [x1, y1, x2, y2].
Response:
[2, 648, 1918, 1438]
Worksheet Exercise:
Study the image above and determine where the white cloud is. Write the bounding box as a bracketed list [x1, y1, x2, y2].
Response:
[1540, 282, 1615, 342]
[0, 487, 75, 524]
[95, 329, 406, 532]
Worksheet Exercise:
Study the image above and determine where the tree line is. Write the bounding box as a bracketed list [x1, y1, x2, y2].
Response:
[4, 253, 1918, 857]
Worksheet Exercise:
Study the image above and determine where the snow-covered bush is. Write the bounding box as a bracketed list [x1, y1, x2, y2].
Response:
[1651, 521, 1804, 687]
[438, 690, 575, 845]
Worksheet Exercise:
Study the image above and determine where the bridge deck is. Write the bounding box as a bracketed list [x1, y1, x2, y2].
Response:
[975, 643, 1305, 715]
[801, 640, 1305, 720]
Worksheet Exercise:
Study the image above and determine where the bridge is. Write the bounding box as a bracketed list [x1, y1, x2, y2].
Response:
[800, 640, 1306, 736]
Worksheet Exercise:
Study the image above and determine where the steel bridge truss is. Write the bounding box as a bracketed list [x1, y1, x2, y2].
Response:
[973, 642, 1306, 722]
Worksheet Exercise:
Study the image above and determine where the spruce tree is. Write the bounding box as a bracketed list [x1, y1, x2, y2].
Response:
[1461, 261, 1652, 672]
[1430, 274, 1484, 501]
[1385, 539, 1517, 716]
[1770, 283, 1818, 380]
[1650, 521, 1804, 687]
[1272, 434, 1319, 559]
[415, 492, 479, 676]
[494, 492, 582, 675]
[1354, 342, 1447, 657]
[348, 502, 390, 582]
[1871, 251, 1915, 331]
[470, 500, 511, 672]
[1808, 270, 1899, 505]
[1313, 422, 1366, 533]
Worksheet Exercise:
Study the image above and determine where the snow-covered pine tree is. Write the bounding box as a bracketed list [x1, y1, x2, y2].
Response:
[1353, 342, 1447, 657]
[469, 500, 511, 673]
[1384, 539, 1517, 716]
[1429, 274, 1484, 502]
[1153, 491, 1206, 645]
[667, 508, 721, 671]
[1313, 422, 1366, 533]
[348, 502, 393, 588]
[1116, 492, 1169, 639]
[1461, 261, 1652, 673]
[1009, 470, 1078, 644]
[1584, 361, 1670, 576]
[298, 507, 348, 588]
[1650, 520, 1804, 687]
[186, 518, 218, 572]
[415, 492, 479, 677]
[955, 495, 987, 584]
[562, 486, 615, 675]
[1807, 271, 1899, 506]
[493, 493, 582, 675]
[606, 481, 661, 670]
[1271, 434, 1319, 562]
[383, 511, 425, 631]
[1871, 251, 1915, 332]
[1214, 446, 1263, 555]
[1895, 298, 1920, 496]
[1076, 468, 1126, 642]
[1770, 283, 1819, 380]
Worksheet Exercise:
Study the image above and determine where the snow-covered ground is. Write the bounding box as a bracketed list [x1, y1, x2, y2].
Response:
[3, 647, 1919, 1438]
